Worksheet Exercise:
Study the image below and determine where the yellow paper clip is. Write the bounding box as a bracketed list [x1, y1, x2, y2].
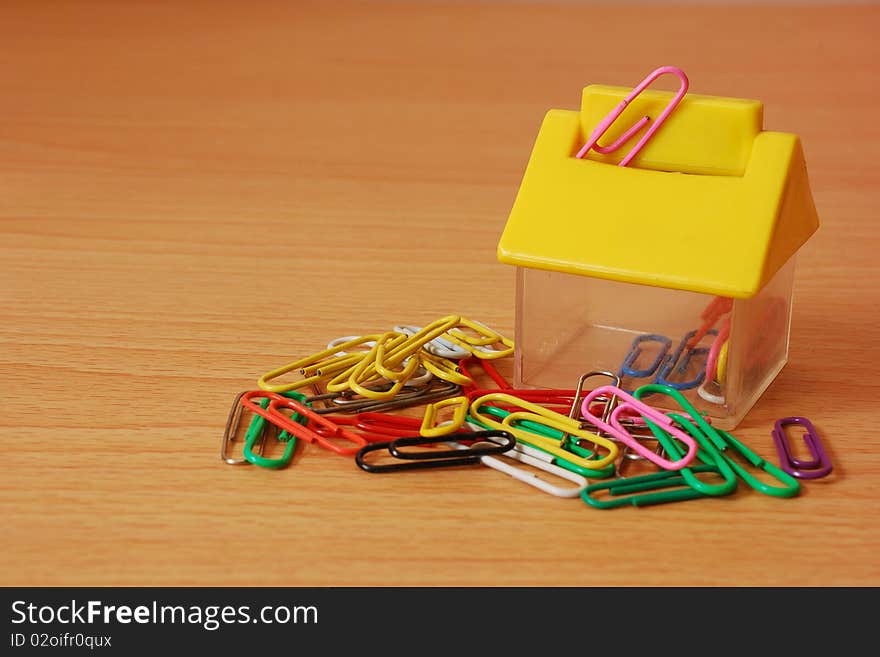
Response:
[469, 393, 619, 470]
[343, 332, 417, 400]
[420, 396, 470, 437]
[446, 318, 514, 360]
[419, 351, 472, 386]
[383, 316, 462, 366]
[258, 334, 383, 393]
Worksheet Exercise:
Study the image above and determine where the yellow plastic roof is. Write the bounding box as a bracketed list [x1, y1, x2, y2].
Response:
[497, 85, 820, 298]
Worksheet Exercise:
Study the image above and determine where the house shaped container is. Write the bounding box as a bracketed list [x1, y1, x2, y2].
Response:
[497, 83, 819, 429]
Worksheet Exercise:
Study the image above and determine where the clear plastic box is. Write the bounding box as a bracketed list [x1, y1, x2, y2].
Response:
[513, 256, 797, 429]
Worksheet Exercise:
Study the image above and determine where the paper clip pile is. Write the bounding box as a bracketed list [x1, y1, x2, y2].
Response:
[221, 314, 831, 509]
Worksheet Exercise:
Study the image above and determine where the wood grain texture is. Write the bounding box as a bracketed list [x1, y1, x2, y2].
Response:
[1, 0, 878, 587]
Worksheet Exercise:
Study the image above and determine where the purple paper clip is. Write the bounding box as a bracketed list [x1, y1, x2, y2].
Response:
[771, 417, 832, 480]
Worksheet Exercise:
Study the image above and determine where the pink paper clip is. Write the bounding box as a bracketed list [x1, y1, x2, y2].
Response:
[580, 385, 698, 470]
[575, 65, 689, 167]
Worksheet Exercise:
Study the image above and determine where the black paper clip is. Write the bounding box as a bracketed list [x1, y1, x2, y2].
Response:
[355, 430, 516, 473]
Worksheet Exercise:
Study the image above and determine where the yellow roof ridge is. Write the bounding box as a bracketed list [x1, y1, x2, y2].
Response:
[497, 86, 819, 298]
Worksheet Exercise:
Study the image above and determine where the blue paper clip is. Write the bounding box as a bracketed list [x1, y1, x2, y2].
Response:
[618, 334, 672, 379]
[655, 329, 717, 390]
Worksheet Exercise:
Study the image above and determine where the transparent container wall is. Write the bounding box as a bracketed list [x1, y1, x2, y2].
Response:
[723, 258, 795, 425]
[514, 258, 796, 429]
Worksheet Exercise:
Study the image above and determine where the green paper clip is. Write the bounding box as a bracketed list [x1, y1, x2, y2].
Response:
[715, 429, 800, 498]
[632, 382, 798, 498]
[633, 383, 727, 450]
[659, 413, 738, 497]
[243, 391, 309, 469]
[631, 383, 736, 496]
[581, 465, 722, 509]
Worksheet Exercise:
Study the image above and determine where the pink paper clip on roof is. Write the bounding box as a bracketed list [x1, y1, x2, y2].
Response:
[575, 65, 689, 167]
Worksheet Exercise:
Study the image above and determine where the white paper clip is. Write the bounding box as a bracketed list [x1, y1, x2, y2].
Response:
[477, 442, 588, 498]
[450, 427, 587, 498]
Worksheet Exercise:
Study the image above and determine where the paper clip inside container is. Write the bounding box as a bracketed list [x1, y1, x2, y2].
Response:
[655, 329, 717, 391]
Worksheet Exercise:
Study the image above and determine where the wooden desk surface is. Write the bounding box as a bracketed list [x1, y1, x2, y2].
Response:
[2, 1, 878, 587]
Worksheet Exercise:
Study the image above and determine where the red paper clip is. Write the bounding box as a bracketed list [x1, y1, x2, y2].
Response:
[459, 356, 512, 390]
[465, 387, 578, 410]
[314, 412, 423, 443]
[241, 390, 368, 456]
[309, 414, 394, 444]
